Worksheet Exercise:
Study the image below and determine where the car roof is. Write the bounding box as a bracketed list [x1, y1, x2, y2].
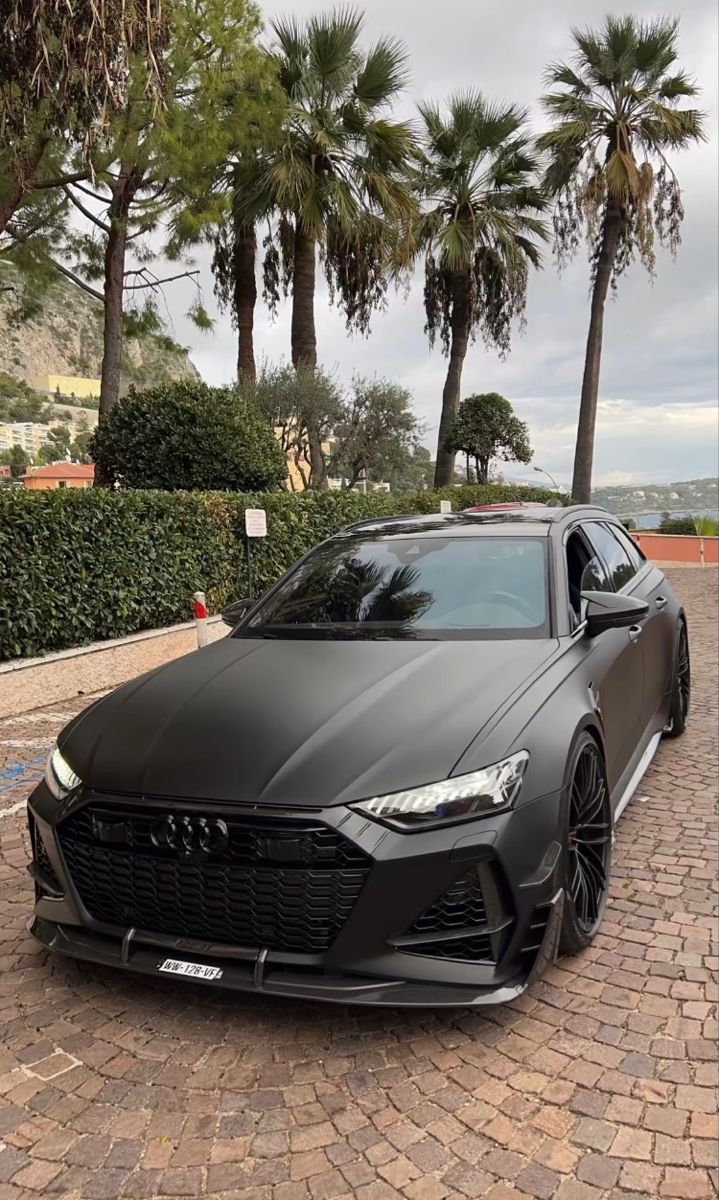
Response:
[340, 504, 615, 540]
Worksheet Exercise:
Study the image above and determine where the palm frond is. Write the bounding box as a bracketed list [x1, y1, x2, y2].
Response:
[306, 6, 363, 93]
[355, 36, 409, 108]
[659, 72, 700, 101]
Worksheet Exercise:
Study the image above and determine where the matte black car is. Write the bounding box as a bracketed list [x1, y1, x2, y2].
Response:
[27, 504, 690, 1006]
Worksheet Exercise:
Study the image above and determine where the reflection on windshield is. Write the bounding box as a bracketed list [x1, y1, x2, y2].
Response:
[237, 536, 548, 641]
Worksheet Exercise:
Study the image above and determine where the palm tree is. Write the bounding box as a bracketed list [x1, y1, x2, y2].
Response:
[539, 16, 705, 503]
[417, 92, 548, 489]
[236, 7, 415, 393]
[213, 162, 259, 383]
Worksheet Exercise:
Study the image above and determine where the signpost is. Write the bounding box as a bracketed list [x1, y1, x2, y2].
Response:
[244, 508, 267, 598]
[439, 499, 452, 514]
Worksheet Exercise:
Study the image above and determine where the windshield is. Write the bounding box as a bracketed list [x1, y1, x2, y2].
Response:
[237, 535, 549, 641]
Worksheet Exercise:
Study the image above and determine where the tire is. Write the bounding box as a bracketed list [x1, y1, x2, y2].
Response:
[663, 621, 690, 739]
[559, 734, 612, 956]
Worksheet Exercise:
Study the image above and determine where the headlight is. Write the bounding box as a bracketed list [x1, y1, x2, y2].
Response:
[351, 751, 529, 831]
[45, 745, 82, 801]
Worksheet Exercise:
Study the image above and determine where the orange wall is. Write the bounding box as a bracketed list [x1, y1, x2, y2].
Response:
[633, 533, 719, 565]
[23, 477, 92, 491]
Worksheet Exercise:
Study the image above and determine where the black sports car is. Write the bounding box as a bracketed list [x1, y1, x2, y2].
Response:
[27, 504, 690, 1006]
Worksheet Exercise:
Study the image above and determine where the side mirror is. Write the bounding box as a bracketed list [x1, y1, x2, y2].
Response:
[582, 590, 649, 637]
[220, 597, 253, 628]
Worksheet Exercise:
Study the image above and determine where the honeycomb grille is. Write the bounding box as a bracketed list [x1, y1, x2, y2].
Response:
[408, 870, 487, 934]
[29, 815, 63, 894]
[400, 870, 494, 964]
[58, 803, 370, 954]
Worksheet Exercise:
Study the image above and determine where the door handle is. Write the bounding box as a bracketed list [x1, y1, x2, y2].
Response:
[628, 625, 643, 643]
[655, 595, 668, 610]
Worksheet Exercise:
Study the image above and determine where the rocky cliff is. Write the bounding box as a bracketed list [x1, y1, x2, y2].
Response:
[0, 262, 200, 393]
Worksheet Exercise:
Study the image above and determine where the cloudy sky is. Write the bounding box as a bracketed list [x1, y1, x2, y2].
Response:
[168, 0, 718, 489]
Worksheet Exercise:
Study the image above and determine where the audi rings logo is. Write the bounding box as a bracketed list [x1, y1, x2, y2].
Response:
[151, 815, 229, 856]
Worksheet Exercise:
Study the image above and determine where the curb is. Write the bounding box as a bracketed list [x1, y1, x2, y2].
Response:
[0, 616, 223, 675]
[0, 617, 226, 719]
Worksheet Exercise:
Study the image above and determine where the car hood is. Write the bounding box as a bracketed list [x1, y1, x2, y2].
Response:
[60, 636, 557, 808]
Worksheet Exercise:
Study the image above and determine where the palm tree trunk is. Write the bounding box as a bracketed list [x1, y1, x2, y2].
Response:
[95, 163, 140, 486]
[434, 273, 470, 489]
[292, 221, 326, 488]
[291, 223, 317, 370]
[234, 224, 257, 382]
[571, 202, 623, 503]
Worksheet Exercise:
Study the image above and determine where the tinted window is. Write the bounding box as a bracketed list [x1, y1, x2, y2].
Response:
[239, 536, 549, 640]
[612, 525, 646, 571]
[585, 522, 636, 591]
[565, 532, 611, 627]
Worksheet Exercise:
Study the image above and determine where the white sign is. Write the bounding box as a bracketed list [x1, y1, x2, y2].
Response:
[439, 500, 452, 514]
[245, 508, 267, 538]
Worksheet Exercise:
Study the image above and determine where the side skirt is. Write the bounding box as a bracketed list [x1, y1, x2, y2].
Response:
[613, 731, 661, 824]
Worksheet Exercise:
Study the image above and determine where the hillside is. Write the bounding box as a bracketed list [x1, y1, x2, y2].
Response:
[0, 262, 200, 395]
[592, 478, 719, 515]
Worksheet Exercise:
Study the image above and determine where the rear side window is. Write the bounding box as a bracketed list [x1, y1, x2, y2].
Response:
[584, 522, 637, 591]
[612, 525, 646, 571]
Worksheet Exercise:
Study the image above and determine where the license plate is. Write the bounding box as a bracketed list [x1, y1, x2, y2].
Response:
[158, 958, 223, 981]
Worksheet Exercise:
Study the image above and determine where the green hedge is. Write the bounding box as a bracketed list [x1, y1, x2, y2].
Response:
[0, 484, 564, 660]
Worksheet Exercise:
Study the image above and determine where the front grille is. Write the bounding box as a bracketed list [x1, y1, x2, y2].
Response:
[408, 870, 487, 934]
[58, 802, 370, 954]
[398, 870, 494, 964]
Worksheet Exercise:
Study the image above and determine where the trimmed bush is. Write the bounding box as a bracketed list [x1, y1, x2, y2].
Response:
[0, 483, 565, 660]
[658, 512, 698, 536]
[90, 381, 287, 491]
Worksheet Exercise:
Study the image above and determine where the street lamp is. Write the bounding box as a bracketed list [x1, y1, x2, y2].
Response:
[533, 465, 561, 493]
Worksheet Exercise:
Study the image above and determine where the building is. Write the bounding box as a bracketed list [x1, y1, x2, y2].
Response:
[0, 423, 52, 456]
[21, 463, 94, 491]
[30, 374, 101, 402]
[280, 431, 340, 492]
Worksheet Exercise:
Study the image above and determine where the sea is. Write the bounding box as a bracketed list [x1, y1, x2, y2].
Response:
[615, 510, 719, 529]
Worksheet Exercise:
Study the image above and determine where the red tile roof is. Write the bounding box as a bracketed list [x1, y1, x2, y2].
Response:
[21, 463, 95, 480]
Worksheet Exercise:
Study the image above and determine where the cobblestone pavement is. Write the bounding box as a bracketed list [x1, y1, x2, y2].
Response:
[0, 568, 717, 1200]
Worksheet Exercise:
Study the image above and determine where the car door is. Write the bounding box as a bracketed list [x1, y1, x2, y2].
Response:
[608, 523, 676, 723]
[564, 526, 644, 795]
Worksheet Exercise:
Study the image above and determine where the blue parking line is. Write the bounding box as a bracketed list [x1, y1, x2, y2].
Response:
[0, 756, 45, 795]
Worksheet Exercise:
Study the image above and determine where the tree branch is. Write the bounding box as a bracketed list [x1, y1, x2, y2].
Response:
[31, 168, 91, 191]
[64, 187, 111, 232]
[41, 255, 104, 302]
[71, 180, 111, 203]
[123, 268, 200, 290]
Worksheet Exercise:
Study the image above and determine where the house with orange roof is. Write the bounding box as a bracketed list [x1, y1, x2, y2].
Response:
[21, 463, 95, 491]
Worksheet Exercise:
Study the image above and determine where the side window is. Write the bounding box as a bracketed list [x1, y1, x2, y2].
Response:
[611, 524, 646, 571]
[565, 531, 610, 627]
[585, 522, 636, 591]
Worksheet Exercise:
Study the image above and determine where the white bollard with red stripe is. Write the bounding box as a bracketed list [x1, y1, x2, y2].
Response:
[193, 591, 209, 648]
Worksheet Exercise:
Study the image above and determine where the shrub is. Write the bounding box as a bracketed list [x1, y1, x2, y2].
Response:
[658, 511, 699, 536]
[0, 482, 565, 660]
[693, 515, 719, 537]
[90, 381, 287, 492]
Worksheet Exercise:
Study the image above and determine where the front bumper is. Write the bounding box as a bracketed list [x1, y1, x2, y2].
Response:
[27, 781, 565, 1008]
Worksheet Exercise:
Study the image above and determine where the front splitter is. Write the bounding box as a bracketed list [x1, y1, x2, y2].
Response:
[29, 915, 531, 1008]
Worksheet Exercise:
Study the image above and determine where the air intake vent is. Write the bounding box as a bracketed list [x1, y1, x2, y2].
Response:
[29, 816, 63, 897]
[395, 870, 496, 964]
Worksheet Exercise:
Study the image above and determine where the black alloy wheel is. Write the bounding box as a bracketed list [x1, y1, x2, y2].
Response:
[665, 622, 690, 738]
[560, 737, 612, 955]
